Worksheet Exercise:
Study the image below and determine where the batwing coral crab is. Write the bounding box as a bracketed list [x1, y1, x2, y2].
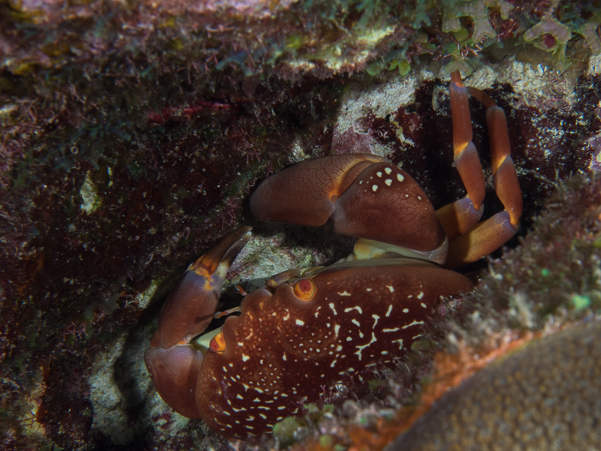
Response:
[144, 72, 522, 441]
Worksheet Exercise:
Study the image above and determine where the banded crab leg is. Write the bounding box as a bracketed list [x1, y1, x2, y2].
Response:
[435, 71, 486, 240]
[437, 71, 522, 269]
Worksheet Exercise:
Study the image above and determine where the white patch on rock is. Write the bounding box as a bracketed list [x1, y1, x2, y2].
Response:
[89, 325, 189, 445]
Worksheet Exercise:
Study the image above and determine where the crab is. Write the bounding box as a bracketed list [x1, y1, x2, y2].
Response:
[144, 71, 522, 441]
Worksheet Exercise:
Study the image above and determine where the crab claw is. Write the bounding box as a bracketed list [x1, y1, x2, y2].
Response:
[250, 154, 446, 262]
[144, 227, 252, 418]
[157, 226, 252, 349]
[144, 340, 206, 418]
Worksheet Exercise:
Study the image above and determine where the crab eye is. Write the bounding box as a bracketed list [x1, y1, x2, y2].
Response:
[209, 331, 226, 353]
[293, 278, 316, 300]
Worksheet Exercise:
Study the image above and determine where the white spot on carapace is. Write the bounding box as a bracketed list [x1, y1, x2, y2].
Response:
[383, 327, 400, 333]
[236, 394, 244, 400]
[346, 337, 352, 342]
[392, 338, 404, 349]
[417, 195, 422, 200]
[417, 292, 424, 299]
[421, 302, 427, 308]
[366, 288, 372, 292]
[331, 359, 337, 368]
[296, 319, 305, 326]
[278, 406, 286, 410]
[237, 342, 244, 347]
[338, 291, 351, 296]
[372, 184, 378, 192]
[403, 308, 409, 313]
[402, 320, 424, 329]
[372, 314, 380, 329]
[385, 179, 392, 186]
[352, 319, 361, 328]
[413, 334, 422, 340]
[334, 324, 341, 336]
[242, 354, 250, 362]
[386, 305, 393, 317]
[385, 167, 392, 174]
[345, 306, 362, 314]
[242, 383, 251, 391]
[381, 350, 388, 355]
[329, 303, 337, 315]
[376, 171, 382, 177]
[252, 398, 261, 402]
[397, 173, 405, 182]
[283, 311, 290, 321]
[386, 285, 394, 293]
[336, 345, 343, 351]
[282, 352, 287, 361]
[359, 180, 363, 184]
[355, 332, 377, 361]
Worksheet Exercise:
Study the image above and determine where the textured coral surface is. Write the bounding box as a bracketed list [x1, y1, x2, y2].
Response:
[1, 0, 601, 449]
[387, 321, 601, 450]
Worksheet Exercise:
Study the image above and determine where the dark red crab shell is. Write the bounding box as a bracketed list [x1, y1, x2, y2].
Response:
[195, 260, 473, 439]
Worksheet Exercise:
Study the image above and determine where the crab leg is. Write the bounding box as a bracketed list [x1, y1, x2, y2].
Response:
[144, 227, 252, 418]
[436, 71, 486, 241]
[442, 73, 522, 268]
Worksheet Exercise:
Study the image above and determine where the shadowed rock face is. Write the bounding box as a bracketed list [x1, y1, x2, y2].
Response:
[386, 321, 601, 451]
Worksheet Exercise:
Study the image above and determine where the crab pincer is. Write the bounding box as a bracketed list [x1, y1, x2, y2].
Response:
[144, 226, 252, 418]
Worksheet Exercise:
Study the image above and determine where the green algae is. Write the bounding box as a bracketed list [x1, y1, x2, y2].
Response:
[2, 0, 600, 192]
